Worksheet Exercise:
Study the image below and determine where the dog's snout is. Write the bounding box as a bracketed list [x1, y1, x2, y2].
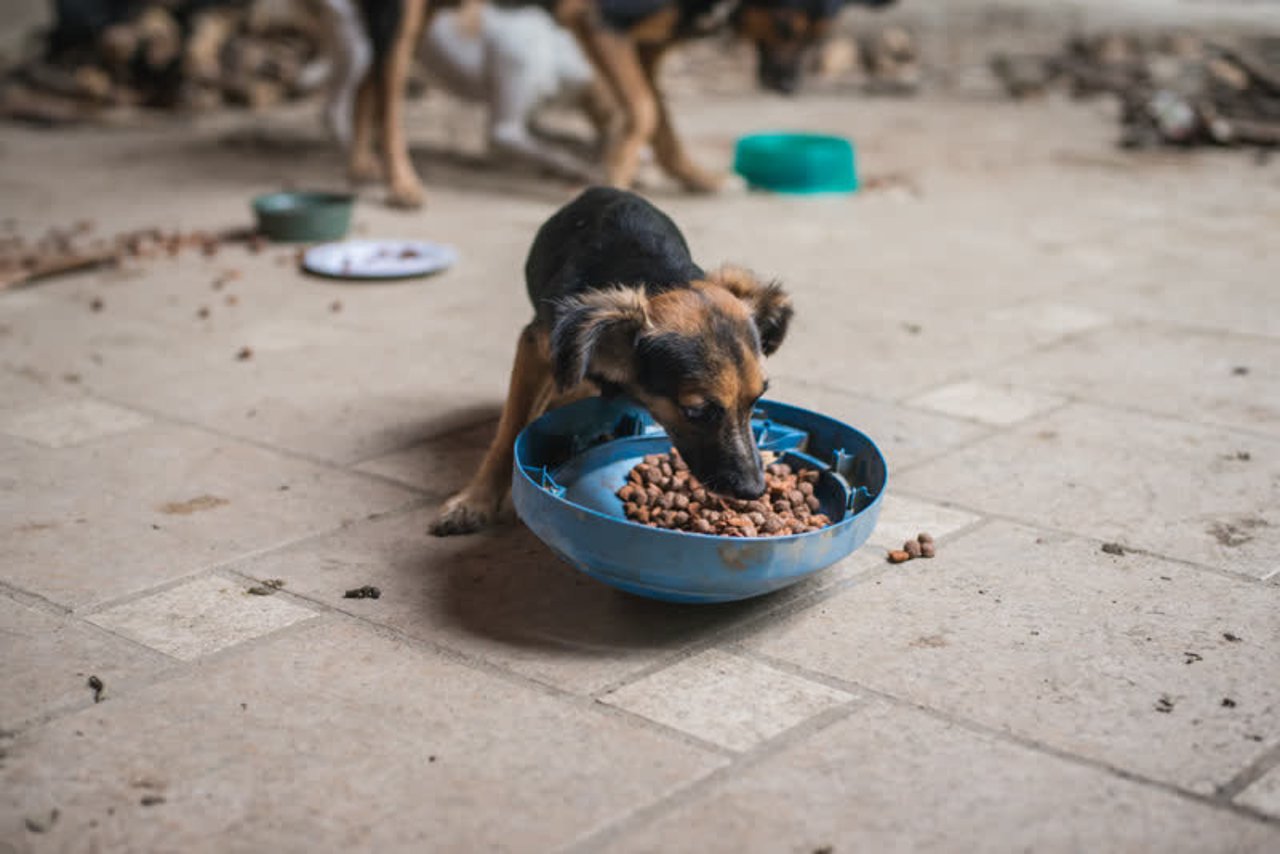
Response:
[759, 64, 801, 95]
[724, 469, 767, 500]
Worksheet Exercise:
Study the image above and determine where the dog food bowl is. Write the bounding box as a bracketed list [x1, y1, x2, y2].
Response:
[512, 396, 886, 603]
[733, 133, 858, 195]
[251, 191, 355, 242]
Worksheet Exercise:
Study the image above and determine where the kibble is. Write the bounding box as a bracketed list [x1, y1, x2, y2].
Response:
[618, 451, 832, 537]
[888, 532, 936, 563]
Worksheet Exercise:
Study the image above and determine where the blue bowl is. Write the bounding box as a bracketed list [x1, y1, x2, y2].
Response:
[512, 397, 887, 603]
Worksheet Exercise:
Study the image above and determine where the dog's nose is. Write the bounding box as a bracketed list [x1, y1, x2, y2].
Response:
[724, 469, 767, 501]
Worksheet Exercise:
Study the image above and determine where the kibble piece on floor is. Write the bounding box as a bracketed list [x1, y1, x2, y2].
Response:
[617, 451, 833, 537]
[887, 549, 911, 564]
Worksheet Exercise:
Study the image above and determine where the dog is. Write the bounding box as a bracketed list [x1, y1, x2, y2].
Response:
[346, 0, 896, 208]
[430, 186, 792, 536]
[323, 0, 615, 181]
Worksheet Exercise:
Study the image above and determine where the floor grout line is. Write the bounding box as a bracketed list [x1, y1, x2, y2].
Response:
[740, 648, 1280, 831]
[557, 699, 870, 854]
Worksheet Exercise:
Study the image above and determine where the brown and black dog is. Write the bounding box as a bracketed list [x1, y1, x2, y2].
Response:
[431, 186, 792, 535]
[350, 0, 895, 208]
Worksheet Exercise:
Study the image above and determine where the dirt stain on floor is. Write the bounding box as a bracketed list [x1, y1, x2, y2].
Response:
[158, 495, 229, 516]
[1207, 516, 1269, 548]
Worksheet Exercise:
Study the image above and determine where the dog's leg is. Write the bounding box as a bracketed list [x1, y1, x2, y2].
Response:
[431, 324, 555, 536]
[379, 0, 429, 209]
[349, 72, 383, 181]
[560, 13, 655, 189]
[484, 36, 597, 181]
[571, 78, 619, 157]
[638, 44, 724, 193]
[322, 0, 371, 148]
[491, 121, 598, 182]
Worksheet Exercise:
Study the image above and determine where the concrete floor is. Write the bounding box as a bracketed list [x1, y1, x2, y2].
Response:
[1, 82, 1279, 852]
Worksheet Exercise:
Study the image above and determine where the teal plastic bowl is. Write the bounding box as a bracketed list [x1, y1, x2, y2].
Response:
[251, 191, 354, 242]
[733, 133, 858, 195]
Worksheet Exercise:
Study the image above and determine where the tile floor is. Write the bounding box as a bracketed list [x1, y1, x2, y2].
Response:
[1, 61, 1278, 853]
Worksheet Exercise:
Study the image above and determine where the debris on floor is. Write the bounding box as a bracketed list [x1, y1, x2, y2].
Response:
[0, 221, 266, 291]
[24, 808, 59, 834]
[1154, 694, 1175, 713]
[343, 585, 381, 600]
[1, 0, 329, 125]
[87, 674, 104, 703]
[1101, 542, 1128, 556]
[991, 33, 1280, 149]
[246, 579, 285, 596]
[888, 532, 935, 563]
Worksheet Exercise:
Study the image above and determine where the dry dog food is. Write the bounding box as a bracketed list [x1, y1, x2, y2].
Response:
[618, 451, 832, 537]
[888, 532, 935, 563]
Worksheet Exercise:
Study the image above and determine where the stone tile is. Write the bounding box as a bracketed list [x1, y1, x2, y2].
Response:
[994, 323, 1280, 437]
[98, 335, 514, 465]
[353, 417, 497, 496]
[0, 596, 171, 730]
[1069, 242, 1280, 340]
[0, 620, 722, 852]
[768, 378, 989, 470]
[0, 424, 414, 609]
[1237, 764, 1280, 818]
[988, 302, 1112, 338]
[599, 650, 854, 751]
[0, 398, 151, 448]
[894, 403, 1280, 579]
[85, 575, 319, 661]
[866, 493, 982, 550]
[908, 381, 1066, 426]
[747, 521, 1280, 793]
[226, 507, 882, 696]
[598, 700, 1280, 854]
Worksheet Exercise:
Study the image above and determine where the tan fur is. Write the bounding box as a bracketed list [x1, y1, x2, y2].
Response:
[381, 0, 430, 208]
[430, 323, 555, 535]
[627, 7, 680, 44]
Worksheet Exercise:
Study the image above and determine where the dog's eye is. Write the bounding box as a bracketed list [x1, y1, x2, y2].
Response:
[682, 404, 720, 423]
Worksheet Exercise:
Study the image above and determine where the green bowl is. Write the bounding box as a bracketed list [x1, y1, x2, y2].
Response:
[251, 191, 355, 242]
[733, 133, 858, 195]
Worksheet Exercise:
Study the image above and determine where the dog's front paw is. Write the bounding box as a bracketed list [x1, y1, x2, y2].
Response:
[348, 153, 384, 184]
[679, 169, 727, 194]
[429, 492, 496, 537]
[387, 178, 426, 210]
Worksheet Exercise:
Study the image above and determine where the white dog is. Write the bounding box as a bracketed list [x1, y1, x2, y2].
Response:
[322, 0, 610, 181]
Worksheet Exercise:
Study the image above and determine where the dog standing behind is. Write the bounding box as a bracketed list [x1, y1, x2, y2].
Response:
[322, 0, 614, 181]
[431, 186, 793, 536]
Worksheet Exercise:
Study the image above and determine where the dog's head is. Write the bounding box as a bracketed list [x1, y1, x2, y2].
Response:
[736, 0, 897, 94]
[551, 268, 793, 499]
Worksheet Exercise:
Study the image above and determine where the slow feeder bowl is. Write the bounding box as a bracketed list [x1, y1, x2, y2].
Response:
[512, 397, 886, 603]
[251, 191, 354, 242]
[733, 133, 857, 195]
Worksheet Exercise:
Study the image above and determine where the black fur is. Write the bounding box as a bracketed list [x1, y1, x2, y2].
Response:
[526, 187, 704, 328]
[527, 188, 777, 500]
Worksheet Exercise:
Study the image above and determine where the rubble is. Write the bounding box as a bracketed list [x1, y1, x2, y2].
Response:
[992, 33, 1280, 149]
[0, 0, 329, 125]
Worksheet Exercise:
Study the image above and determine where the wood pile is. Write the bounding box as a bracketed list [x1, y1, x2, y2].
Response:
[992, 33, 1280, 149]
[0, 0, 328, 125]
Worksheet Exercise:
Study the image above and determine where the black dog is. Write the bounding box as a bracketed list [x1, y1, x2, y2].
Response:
[432, 187, 793, 535]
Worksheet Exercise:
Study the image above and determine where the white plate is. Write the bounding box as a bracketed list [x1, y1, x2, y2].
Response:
[303, 239, 458, 280]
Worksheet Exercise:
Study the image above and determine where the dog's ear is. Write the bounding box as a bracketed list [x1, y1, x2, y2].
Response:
[550, 287, 650, 391]
[708, 266, 794, 356]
